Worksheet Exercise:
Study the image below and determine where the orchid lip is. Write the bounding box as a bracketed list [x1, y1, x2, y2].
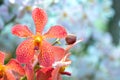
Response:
[32, 34, 43, 49]
[34, 46, 39, 50]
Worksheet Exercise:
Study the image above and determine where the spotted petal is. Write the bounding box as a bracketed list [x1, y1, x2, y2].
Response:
[52, 46, 65, 61]
[38, 41, 54, 67]
[12, 24, 32, 38]
[16, 38, 35, 64]
[0, 51, 5, 64]
[32, 8, 47, 34]
[6, 59, 25, 75]
[44, 25, 67, 38]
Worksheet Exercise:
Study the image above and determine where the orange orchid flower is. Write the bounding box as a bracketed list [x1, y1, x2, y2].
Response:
[36, 45, 71, 80]
[38, 40, 82, 67]
[0, 51, 25, 80]
[36, 40, 82, 80]
[11, 8, 67, 64]
[36, 48, 71, 80]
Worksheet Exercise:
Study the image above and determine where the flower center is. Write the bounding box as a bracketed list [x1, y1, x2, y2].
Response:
[33, 33, 44, 50]
[34, 36, 42, 43]
[0, 65, 5, 78]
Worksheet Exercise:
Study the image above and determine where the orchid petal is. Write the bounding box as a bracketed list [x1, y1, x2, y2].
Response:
[0, 51, 5, 64]
[16, 38, 35, 64]
[44, 25, 67, 38]
[61, 53, 71, 62]
[36, 67, 54, 80]
[52, 46, 65, 61]
[32, 8, 47, 34]
[5, 70, 16, 80]
[12, 24, 32, 38]
[38, 41, 54, 67]
[25, 64, 34, 80]
[6, 59, 25, 76]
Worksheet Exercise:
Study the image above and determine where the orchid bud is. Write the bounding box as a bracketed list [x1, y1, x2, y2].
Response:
[65, 34, 76, 45]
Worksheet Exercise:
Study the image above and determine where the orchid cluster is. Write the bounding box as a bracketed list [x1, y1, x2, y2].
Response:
[0, 8, 80, 80]
[1, 0, 119, 80]
[0, 0, 114, 53]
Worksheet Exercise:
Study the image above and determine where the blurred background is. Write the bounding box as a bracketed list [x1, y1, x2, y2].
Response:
[0, 0, 120, 80]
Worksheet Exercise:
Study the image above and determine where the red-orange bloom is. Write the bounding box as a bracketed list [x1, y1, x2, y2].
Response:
[36, 40, 82, 80]
[38, 40, 82, 68]
[0, 51, 25, 80]
[36, 47, 71, 80]
[11, 8, 67, 64]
